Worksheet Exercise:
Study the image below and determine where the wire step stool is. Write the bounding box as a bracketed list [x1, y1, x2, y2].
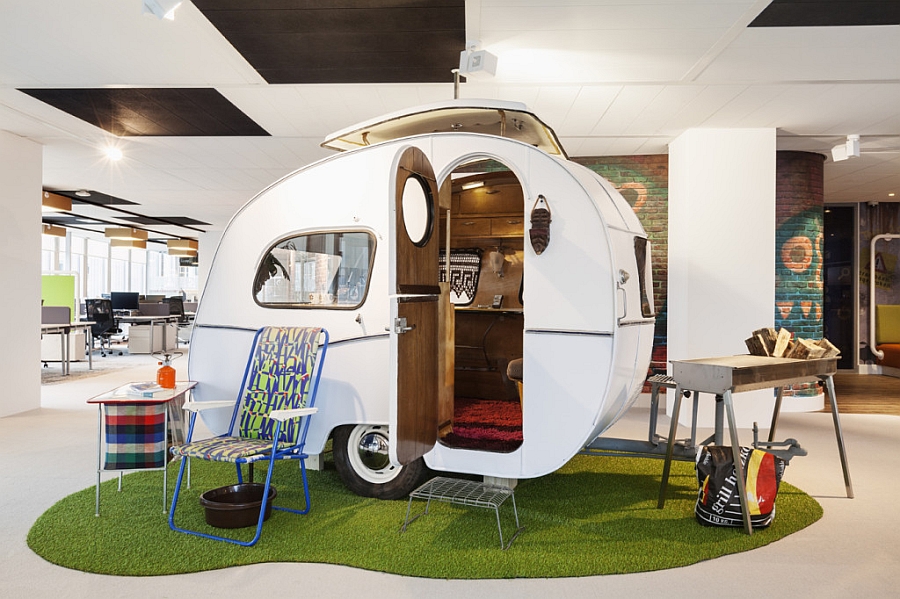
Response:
[401, 476, 524, 550]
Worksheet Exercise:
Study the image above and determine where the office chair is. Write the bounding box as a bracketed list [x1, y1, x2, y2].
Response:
[164, 296, 188, 323]
[85, 299, 116, 357]
[164, 296, 191, 344]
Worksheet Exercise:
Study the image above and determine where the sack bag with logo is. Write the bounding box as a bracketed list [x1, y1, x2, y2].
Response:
[695, 445, 785, 528]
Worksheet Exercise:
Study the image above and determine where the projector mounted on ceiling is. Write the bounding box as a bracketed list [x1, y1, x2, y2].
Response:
[832, 135, 860, 162]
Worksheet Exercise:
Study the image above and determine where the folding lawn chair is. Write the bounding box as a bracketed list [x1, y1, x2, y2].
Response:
[168, 326, 328, 546]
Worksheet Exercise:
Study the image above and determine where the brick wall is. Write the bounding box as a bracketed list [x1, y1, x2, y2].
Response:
[574, 152, 825, 396]
[573, 155, 669, 377]
[775, 151, 826, 396]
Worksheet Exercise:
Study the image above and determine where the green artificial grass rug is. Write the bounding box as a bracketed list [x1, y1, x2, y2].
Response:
[28, 455, 822, 578]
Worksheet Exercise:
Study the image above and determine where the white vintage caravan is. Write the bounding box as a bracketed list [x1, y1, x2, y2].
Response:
[190, 100, 655, 498]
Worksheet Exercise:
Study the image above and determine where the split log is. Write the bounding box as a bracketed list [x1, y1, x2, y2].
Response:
[816, 338, 841, 358]
[751, 327, 778, 355]
[772, 328, 793, 358]
[788, 337, 826, 359]
[745, 334, 770, 357]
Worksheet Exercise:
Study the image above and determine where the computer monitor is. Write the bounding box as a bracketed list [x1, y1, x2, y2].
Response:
[110, 291, 140, 311]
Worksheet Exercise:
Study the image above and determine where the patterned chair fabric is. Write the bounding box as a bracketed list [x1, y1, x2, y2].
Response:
[172, 326, 323, 463]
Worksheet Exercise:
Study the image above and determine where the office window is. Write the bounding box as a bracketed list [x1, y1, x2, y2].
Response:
[41, 235, 55, 272]
[110, 246, 129, 291]
[70, 236, 86, 297]
[147, 249, 197, 298]
[131, 249, 147, 294]
[86, 239, 108, 298]
[254, 231, 375, 309]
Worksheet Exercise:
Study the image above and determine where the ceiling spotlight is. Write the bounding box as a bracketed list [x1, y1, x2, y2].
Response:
[75, 189, 91, 197]
[831, 135, 860, 162]
[142, 0, 183, 20]
[105, 146, 123, 161]
[459, 41, 498, 79]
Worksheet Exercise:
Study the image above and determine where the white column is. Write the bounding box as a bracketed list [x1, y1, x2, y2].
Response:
[668, 128, 776, 428]
[0, 131, 42, 417]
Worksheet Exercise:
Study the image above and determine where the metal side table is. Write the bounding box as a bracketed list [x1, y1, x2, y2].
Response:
[87, 381, 197, 516]
[657, 355, 852, 534]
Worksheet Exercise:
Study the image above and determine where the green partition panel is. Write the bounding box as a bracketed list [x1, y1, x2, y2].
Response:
[41, 275, 76, 318]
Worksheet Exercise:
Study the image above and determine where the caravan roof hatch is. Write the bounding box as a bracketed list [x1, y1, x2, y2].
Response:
[321, 99, 567, 158]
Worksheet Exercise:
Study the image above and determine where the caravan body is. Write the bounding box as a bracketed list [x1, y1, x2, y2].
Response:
[190, 100, 655, 497]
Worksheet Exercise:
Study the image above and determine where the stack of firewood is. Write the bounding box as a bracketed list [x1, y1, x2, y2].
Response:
[745, 327, 840, 359]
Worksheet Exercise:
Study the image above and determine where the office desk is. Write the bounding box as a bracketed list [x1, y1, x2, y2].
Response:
[40, 321, 94, 375]
[657, 355, 851, 534]
[117, 315, 178, 353]
[87, 381, 197, 516]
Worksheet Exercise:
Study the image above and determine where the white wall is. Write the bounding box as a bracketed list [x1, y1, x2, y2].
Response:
[0, 131, 42, 417]
[668, 128, 776, 428]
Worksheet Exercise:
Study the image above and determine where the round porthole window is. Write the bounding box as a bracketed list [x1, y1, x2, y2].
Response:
[401, 175, 433, 247]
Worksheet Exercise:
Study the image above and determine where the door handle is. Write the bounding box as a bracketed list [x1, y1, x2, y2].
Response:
[393, 317, 416, 334]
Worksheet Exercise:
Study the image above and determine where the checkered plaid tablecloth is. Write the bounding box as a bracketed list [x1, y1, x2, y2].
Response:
[103, 403, 167, 470]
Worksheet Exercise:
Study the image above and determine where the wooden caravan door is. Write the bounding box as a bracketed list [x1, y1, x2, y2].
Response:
[389, 146, 442, 466]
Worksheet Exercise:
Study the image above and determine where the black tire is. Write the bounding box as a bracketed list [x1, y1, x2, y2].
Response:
[332, 424, 427, 500]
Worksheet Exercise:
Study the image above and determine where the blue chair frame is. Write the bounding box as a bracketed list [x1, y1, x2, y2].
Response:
[168, 326, 328, 546]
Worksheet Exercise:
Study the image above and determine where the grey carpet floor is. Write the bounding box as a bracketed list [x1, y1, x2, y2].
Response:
[3, 353, 899, 598]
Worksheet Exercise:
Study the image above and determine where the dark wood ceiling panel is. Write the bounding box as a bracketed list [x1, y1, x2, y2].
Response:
[120, 216, 211, 226]
[19, 88, 269, 137]
[750, 0, 900, 27]
[193, 0, 465, 84]
[56, 190, 138, 206]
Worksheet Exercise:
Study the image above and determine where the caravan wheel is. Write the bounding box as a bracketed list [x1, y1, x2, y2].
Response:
[332, 424, 426, 500]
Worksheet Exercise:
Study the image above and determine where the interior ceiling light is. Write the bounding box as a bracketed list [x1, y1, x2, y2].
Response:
[41, 191, 71, 213]
[42, 223, 66, 237]
[105, 146, 123, 161]
[167, 239, 199, 252]
[168, 248, 198, 257]
[461, 181, 484, 190]
[142, 0, 183, 20]
[168, 239, 199, 257]
[105, 227, 148, 241]
[110, 239, 147, 249]
[75, 189, 91, 197]
[831, 135, 860, 162]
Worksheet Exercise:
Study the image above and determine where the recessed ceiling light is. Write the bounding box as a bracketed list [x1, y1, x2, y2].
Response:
[105, 146, 123, 161]
[889, 193, 895, 197]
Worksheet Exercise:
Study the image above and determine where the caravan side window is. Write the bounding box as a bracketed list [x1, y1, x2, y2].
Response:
[253, 231, 376, 309]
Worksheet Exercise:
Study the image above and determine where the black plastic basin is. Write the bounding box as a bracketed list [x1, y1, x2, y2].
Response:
[199, 483, 276, 529]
